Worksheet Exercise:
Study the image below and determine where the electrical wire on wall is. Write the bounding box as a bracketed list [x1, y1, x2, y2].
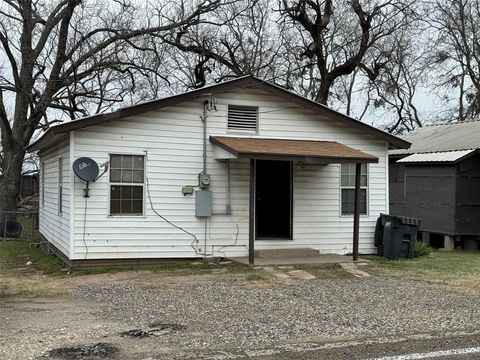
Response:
[143, 151, 214, 257]
[211, 224, 248, 258]
[82, 194, 89, 260]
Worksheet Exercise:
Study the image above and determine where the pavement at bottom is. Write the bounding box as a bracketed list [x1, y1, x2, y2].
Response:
[186, 330, 480, 360]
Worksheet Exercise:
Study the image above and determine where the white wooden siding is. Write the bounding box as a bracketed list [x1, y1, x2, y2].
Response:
[39, 139, 70, 257]
[71, 88, 387, 259]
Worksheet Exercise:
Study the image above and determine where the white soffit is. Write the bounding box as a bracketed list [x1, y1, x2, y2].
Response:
[397, 149, 475, 163]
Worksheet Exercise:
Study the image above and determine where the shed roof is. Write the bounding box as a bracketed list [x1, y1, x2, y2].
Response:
[210, 136, 378, 163]
[390, 120, 480, 156]
[396, 149, 477, 164]
[28, 76, 409, 151]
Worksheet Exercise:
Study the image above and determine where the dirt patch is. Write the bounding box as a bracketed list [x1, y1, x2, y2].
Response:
[43, 343, 119, 359]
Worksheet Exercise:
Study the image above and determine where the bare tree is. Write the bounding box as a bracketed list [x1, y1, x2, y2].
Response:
[365, 31, 427, 134]
[160, 0, 288, 88]
[426, 0, 480, 121]
[279, 0, 417, 105]
[0, 0, 222, 212]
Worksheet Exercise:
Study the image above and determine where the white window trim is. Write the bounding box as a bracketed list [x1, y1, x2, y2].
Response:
[41, 161, 45, 208]
[58, 157, 63, 215]
[339, 163, 369, 217]
[107, 153, 146, 217]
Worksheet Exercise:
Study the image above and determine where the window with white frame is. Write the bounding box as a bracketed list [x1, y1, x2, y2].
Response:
[341, 163, 368, 215]
[109, 154, 145, 215]
[58, 157, 63, 214]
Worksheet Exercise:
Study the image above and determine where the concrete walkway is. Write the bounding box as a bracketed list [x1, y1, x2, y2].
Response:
[231, 254, 368, 266]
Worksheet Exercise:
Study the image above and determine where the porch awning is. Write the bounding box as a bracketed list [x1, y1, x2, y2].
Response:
[210, 136, 378, 163]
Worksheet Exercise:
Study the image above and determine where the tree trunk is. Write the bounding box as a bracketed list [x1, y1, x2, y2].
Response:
[315, 77, 332, 105]
[0, 143, 25, 212]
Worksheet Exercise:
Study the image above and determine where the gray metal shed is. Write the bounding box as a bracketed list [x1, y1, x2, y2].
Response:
[389, 120, 480, 250]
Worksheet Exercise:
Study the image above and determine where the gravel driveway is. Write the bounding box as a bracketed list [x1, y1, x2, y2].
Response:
[2, 275, 480, 360]
[73, 277, 480, 357]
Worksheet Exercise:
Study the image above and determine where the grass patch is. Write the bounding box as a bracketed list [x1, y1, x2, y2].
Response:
[414, 242, 433, 258]
[74, 261, 218, 276]
[0, 240, 63, 274]
[73, 260, 252, 276]
[294, 263, 354, 279]
[366, 251, 480, 292]
[245, 274, 267, 282]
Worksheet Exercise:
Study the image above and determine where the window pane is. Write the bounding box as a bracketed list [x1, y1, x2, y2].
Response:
[133, 170, 144, 183]
[110, 185, 120, 199]
[360, 189, 367, 214]
[122, 169, 133, 182]
[122, 155, 133, 169]
[111, 200, 121, 214]
[361, 174, 368, 187]
[132, 186, 143, 199]
[110, 169, 121, 182]
[361, 163, 367, 175]
[341, 163, 367, 187]
[133, 156, 144, 169]
[132, 200, 143, 214]
[341, 189, 367, 215]
[341, 174, 350, 187]
[121, 199, 132, 213]
[120, 185, 132, 198]
[111, 155, 122, 169]
[341, 189, 354, 215]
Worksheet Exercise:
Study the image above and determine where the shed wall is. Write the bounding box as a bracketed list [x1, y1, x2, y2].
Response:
[72, 88, 388, 259]
[456, 155, 480, 235]
[390, 163, 457, 235]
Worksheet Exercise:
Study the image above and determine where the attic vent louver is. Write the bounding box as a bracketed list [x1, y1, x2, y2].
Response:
[228, 105, 258, 132]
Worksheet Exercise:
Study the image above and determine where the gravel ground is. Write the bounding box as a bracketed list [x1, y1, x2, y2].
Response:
[2, 276, 479, 360]
[73, 277, 480, 350]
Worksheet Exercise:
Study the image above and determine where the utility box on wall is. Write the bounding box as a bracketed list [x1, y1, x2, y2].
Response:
[196, 190, 212, 217]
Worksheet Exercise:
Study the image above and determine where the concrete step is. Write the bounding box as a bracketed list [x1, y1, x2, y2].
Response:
[254, 248, 319, 258]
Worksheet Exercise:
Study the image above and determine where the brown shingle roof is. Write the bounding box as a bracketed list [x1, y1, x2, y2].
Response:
[210, 136, 378, 163]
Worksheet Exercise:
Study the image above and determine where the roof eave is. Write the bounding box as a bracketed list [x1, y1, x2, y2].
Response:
[27, 75, 410, 151]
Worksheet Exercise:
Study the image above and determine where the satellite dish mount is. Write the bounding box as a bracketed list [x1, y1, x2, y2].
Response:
[72, 157, 102, 198]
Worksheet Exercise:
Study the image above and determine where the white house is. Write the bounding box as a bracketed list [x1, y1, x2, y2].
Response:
[28, 76, 409, 267]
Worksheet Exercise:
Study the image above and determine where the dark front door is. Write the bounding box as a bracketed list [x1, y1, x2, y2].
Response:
[255, 160, 293, 239]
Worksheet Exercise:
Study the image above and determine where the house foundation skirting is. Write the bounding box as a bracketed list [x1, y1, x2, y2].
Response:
[38, 236, 206, 269]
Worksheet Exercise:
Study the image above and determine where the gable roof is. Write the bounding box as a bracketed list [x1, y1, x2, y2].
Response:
[28, 75, 410, 151]
[390, 120, 480, 156]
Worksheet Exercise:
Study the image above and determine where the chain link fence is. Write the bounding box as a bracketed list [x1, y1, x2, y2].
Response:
[0, 211, 41, 243]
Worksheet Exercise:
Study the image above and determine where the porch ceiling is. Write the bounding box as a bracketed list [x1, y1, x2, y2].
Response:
[210, 136, 378, 163]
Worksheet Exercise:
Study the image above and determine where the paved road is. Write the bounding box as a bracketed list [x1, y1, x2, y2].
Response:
[187, 331, 480, 360]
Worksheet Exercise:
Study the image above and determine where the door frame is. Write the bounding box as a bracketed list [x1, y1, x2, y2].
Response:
[254, 159, 294, 240]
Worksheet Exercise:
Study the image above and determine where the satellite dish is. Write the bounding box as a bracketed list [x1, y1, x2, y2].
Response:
[73, 157, 99, 182]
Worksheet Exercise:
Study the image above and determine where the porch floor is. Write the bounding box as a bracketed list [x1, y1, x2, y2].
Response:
[230, 254, 369, 266]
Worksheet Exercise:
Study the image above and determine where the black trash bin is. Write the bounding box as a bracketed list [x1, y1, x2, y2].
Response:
[374, 213, 421, 260]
